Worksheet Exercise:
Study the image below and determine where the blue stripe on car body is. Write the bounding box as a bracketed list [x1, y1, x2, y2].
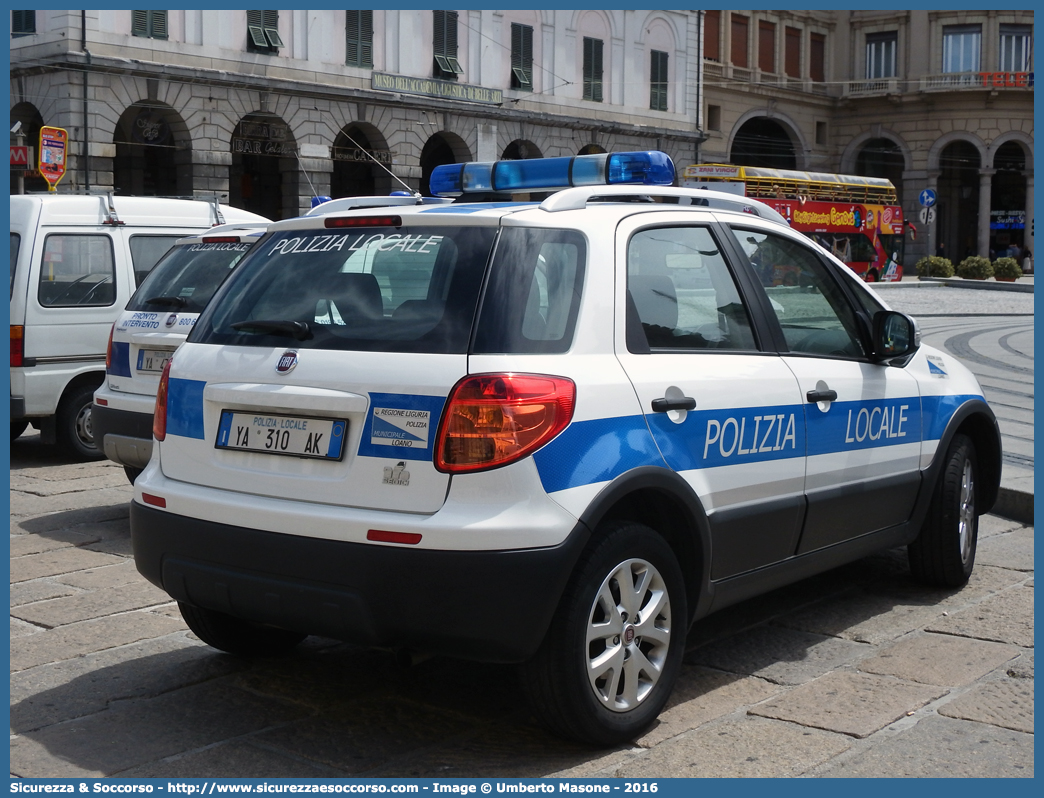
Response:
[107, 341, 132, 377]
[166, 378, 207, 440]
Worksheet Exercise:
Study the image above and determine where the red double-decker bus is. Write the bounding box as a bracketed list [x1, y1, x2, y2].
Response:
[682, 163, 915, 282]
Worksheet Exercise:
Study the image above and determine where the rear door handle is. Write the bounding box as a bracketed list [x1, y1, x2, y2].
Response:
[651, 396, 697, 413]
[806, 389, 838, 403]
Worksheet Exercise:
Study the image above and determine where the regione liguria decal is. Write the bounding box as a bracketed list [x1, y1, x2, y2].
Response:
[358, 393, 445, 462]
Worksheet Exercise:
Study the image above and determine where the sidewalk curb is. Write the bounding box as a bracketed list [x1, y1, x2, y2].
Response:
[911, 277, 1034, 293]
[992, 487, 1034, 525]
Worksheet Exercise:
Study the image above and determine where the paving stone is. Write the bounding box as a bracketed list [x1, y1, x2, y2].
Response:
[863, 563, 1025, 607]
[10, 634, 243, 734]
[9, 528, 99, 556]
[926, 586, 1034, 647]
[255, 697, 488, 775]
[11, 612, 186, 671]
[11, 617, 43, 639]
[978, 516, 1025, 539]
[119, 739, 344, 778]
[11, 505, 129, 535]
[859, 632, 1019, 686]
[815, 714, 1034, 777]
[748, 671, 945, 738]
[10, 580, 80, 607]
[12, 579, 171, 627]
[10, 486, 134, 519]
[84, 536, 134, 557]
[615, 716, 851, 778]
[777, 591, 946, 645]
[11, 547, 124, 583]
[938, 679, 1034, 733]
[635, 666, 781, 747]
[1006, 651, 1034, 680]
[9, 681, 309, 778]
[686, 623, 869, 685]
[976, 528, 1034, 571]
[13, 473, 131, 497]
[53, 559, 142, 590]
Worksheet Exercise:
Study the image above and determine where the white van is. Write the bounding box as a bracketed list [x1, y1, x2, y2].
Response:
[9, 194, 269, 458]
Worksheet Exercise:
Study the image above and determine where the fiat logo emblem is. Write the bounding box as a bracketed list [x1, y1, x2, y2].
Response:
[276, 350, 298, 374]
[164, 313, 178, 328]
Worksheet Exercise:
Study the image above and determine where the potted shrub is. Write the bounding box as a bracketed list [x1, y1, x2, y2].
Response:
[992, 256, 1022, 281]
[957, 255, 993, 280]
[915, 255, 954, 278]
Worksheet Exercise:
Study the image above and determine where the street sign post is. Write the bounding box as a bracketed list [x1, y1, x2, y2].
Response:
[38, 126, 68, 192]
[919, 188, 937, 207]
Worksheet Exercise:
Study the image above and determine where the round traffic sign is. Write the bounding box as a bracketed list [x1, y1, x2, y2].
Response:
[919, 189, 937, 207]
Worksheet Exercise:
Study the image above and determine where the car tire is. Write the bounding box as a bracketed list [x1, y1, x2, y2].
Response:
[11, 420, 29, 442]
[178, 602, 307, 657]
[908, 433, 978, 588]
[56, 383, 105, 460]
[520, 520, 687, 746]
[124, 466, 144, 484]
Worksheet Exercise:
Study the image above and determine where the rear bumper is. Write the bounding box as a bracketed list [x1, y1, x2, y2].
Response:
[93, 403, 154, 468]
[131, 502, 589, 663]
[11, 396, 25, 420]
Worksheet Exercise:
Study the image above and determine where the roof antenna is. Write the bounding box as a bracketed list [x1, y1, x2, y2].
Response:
[294, 148, 322, 202]
[339, 132, 420, 198]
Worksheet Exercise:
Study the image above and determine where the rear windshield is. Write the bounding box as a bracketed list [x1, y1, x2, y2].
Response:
[191, 226, 497, 354]
[127, 241, 256, 314]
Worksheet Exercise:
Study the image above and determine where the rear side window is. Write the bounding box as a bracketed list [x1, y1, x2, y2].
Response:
[129, 235, 180, 286]
[473, 228, 586, 354]
[192, 225, 497, 354]
[38, 234, 116, 307]
[126, 241, 254, 314]
[10, 233, 20, 298]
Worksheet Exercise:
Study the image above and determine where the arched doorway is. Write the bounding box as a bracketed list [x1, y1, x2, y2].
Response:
[501, 139, 542, 160]
[730, 118, 796, 169]
[577, 143, 606, 155]
[10, 102, 48, 193]
[229, 113, 297, 220]
[419, 132, 471, 196]
[332, 124, 393, 197]
[113, 103, 191, 197]
[855, 138, 905, 199]
[937, 141, 981, 260]
[990, 142, 1027, 257]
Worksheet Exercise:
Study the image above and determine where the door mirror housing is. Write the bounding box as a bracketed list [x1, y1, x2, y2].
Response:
[872, 310, 919, 362]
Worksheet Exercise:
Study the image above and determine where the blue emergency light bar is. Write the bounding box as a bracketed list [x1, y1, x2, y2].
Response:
[429, 151, 676, 197]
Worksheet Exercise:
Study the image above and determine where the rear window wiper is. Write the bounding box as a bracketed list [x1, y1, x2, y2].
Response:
[144, 295, 187, 308]
[231, 319, 312, 341]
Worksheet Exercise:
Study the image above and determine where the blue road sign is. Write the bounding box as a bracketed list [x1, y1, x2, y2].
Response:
[919, 188, 937, 207]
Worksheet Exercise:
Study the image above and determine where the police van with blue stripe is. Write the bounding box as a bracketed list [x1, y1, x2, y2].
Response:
[130, 151, 1001, 746]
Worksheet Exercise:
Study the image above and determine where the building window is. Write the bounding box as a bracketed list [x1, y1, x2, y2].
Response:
[731, 14, 749, 68]
[433, 10, 463, 80]
[758, 21, 776, 73]
[704, 10, 720, 62]
[942, 24, 980, 73]
[784, 26, 801, 77]
[999, 24, 1031, 72]
[816, 121, 827, 146]
[247, 10, 283, 54]
[132, 10, 168, 40]
[649, 50, 669, 111]
[583, 37, 603, 102]
[511, 23, 533, 90]
[810, 32, 826, 81]
[11, 10, 35, 37]
[707, 104, 722, 131]
[346, 10, 373, 68]
[866, 31, 897, 78]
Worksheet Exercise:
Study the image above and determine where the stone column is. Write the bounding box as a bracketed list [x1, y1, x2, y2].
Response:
[1024, 173, 1034, 262]
[978, 168, 994, 258]
[191, 150, 232, 202]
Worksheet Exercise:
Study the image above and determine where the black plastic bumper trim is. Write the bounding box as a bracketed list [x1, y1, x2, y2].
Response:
[93, 402, 154, 445]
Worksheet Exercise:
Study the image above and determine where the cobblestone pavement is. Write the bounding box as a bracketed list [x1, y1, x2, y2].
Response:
[9, 435, 1034, 778]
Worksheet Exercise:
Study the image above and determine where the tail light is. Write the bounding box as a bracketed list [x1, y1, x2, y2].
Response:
[10, 326, 24, 367]
[104, 323, 115, 370]
[153, 358, 172, 441]
[434, 373, 575, 473]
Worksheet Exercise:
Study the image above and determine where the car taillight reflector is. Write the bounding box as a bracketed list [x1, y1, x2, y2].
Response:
[367, 529, 422, 545]
[324, 215, 401, 228]
[104, 323, 115, 370]
[141, 493, 166, 508]
[435, 373, 575, 473]
[153, 359, 172, 441]
[10, 326, 24, 367]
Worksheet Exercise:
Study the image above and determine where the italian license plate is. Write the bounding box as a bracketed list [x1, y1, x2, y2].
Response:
[136, 348, 174, 373]
[216, 410, 347, 460]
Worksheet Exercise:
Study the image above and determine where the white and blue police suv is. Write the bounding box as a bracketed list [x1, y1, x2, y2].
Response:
[131, 151, 1001, 745]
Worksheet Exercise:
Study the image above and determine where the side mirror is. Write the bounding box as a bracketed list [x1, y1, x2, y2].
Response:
[872, 310, 919, 362]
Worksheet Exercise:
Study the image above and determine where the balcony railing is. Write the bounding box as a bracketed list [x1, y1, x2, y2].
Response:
[920, 72, 982, 90]
[844, 78, 899, 96]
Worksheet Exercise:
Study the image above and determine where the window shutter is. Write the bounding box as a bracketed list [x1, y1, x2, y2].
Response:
[650, 50, 667, 111]
[360, 10, 373, 68]
[434, 10, 445, 56]
[263, 11, 283, 48]
[592, 39, 603, 102]
[704, 10, 720, 61]
[151, 11, 168, 40]
[132, 10, 149, 37]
